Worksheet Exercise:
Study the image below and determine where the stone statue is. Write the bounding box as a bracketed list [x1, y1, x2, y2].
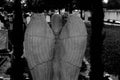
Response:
[23, 12, 87, 80]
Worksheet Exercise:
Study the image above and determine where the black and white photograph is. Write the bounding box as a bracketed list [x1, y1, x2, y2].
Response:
[0, 0, 120, 80]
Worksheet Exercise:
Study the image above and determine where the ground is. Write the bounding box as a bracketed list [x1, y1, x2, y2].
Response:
[85, 22, 120, 76]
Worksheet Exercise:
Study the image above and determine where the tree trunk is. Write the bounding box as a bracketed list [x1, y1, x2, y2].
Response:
[10, 0, 24, 79]
[12, 0, 24, 59]
[89, 0, 104, 80]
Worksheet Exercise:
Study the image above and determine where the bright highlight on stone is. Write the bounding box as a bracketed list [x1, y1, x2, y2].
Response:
[103, 0, 109, 4]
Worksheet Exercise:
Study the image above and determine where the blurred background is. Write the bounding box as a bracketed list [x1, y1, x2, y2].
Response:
[0, 0, 120, 80]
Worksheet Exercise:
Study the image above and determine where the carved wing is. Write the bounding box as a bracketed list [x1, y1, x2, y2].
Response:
[59, 14, 87, 67]
[23, 13, 55, 69]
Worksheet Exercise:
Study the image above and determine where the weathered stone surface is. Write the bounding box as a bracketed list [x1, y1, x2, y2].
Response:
[60, 14, 87, 67]
[51, 14, 63, 36]
[24, 13, 55, 69]
[23, 13, 87, 80]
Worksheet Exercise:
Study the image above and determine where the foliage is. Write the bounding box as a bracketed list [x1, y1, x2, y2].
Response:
[75, 0, 92, 10]
[106, 0, 120, 9]
[0, 0, 6, 7]
[26, 0, 73, 12]
[86, 24, 120, 76]
[102, 28, 120, 75]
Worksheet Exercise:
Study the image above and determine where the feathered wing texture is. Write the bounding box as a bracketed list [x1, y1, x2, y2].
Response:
[23, 13, 55, 69]
[25, 13, 54, 38]
[60, 14, 87, 67]
[60, 14, 87, 38]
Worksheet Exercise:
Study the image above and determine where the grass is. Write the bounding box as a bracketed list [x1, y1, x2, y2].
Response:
[85, 22, 120, 75]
